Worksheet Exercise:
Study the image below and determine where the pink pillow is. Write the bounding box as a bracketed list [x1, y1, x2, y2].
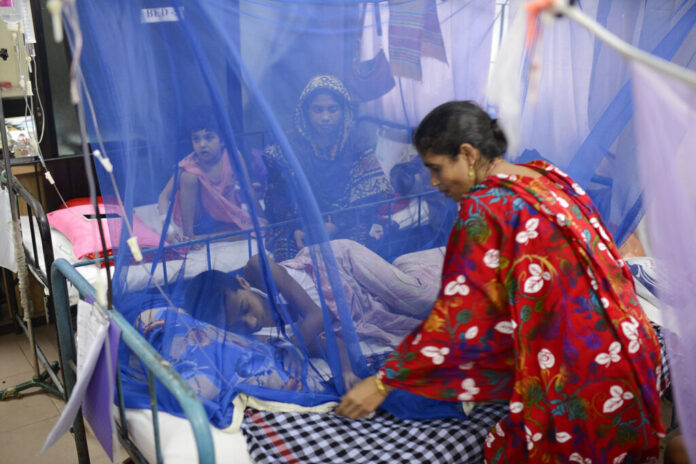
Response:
[47, 203, 166, 260]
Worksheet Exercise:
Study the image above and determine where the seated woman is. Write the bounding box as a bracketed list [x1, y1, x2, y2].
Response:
[158, 108, 266, 244]
[337, 101, 665, 462]
[264, 75, 395, 261]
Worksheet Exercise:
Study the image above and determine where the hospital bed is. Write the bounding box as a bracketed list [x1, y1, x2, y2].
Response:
[41, 186, 512, 464]
[51, 257, 510, 464]
[11, 174, 672, 463]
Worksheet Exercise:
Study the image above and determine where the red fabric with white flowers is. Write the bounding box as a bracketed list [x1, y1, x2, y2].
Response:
[379, 161, 664, 463]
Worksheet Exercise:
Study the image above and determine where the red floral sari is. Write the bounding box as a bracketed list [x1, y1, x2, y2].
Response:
[379, 161, 664, 463]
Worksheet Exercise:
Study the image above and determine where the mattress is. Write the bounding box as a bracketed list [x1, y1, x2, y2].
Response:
[123, 408, 254, 464]
[20, 205, 259, 305]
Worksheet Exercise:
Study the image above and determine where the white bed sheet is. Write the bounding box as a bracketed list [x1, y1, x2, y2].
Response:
[20, 206, 259, 306]
[20, 199, 429, 307]
[123, 408, 253, 464]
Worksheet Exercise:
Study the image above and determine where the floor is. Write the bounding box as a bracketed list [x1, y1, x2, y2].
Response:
[0, 323, 125, 464]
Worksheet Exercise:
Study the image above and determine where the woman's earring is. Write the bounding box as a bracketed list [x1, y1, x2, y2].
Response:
[468, 165, 475, 180]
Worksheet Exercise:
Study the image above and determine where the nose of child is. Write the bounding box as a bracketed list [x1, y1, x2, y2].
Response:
[244, 315, 258, 333]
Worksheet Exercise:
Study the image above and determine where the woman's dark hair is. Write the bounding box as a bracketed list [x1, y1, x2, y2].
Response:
[412, 101, 507, 160]
[184, 269, 243, 327]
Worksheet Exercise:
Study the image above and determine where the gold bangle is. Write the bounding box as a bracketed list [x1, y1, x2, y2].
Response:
[374, 375, 389, 397]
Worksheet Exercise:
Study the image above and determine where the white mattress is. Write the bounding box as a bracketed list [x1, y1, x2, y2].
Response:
[19, 206, 259, 305]
[123, 408, 253, 464]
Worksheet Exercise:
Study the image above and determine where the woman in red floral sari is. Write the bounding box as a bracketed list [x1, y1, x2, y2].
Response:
[336, 101, 664, 463]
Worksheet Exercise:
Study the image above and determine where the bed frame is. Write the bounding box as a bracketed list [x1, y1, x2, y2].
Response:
[46, 188, 446, 464]
[51, 258, 215, 464]
[0, 160, 215, 462]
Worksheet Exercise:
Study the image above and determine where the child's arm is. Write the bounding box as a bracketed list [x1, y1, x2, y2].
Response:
[243, 255, 323, 344]
[158, 174, 175, 216]
[243, 254, 363, 389]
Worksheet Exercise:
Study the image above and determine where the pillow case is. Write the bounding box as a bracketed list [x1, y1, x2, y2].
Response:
[47, 199, 166, 261]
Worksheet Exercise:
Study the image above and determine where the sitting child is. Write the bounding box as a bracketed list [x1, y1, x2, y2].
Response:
[158, 108, 266, 244]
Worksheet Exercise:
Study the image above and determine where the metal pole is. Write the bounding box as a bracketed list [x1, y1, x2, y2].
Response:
[0, 89, 39, 376]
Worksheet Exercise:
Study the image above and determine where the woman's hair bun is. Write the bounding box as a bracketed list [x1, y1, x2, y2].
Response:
[490, 118, 507, 146]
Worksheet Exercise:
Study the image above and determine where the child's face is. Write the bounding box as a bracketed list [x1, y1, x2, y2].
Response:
[191, 129, 224, 163]
[224, 287, 272, 334]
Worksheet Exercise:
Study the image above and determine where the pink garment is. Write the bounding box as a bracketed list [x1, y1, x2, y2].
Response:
[282, 239, 444, 346]
[173, 150, 262, 231]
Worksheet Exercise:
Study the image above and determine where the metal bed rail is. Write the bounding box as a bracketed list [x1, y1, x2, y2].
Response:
[51, 258, 215, 464]
[76, 189, 445, 272]
[0, 171, 64, 400]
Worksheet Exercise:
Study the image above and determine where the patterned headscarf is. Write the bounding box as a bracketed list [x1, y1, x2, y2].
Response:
[294, 74, 354, 159]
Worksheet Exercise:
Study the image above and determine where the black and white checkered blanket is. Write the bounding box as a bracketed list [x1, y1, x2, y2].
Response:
[655, 324, 672, 396]
[240, 404, 508, 464]
[239, 322, 671, 464]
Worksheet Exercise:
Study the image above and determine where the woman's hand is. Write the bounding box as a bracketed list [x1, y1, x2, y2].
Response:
[335, 375, 391, 419]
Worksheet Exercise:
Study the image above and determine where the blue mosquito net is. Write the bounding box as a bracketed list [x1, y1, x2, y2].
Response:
[64, 0, 696, 429]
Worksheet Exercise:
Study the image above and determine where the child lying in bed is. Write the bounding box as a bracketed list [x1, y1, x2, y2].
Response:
[126, 240, 444, 406]
[183, 239, 445, 388]
[185, 239, 444, 346]
[132, 306, 326, 395]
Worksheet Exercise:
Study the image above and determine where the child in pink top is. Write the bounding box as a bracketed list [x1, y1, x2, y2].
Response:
[158, 110, 265, 243]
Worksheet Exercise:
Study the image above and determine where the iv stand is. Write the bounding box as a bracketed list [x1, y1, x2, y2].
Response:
[0, 88, 63, 401]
